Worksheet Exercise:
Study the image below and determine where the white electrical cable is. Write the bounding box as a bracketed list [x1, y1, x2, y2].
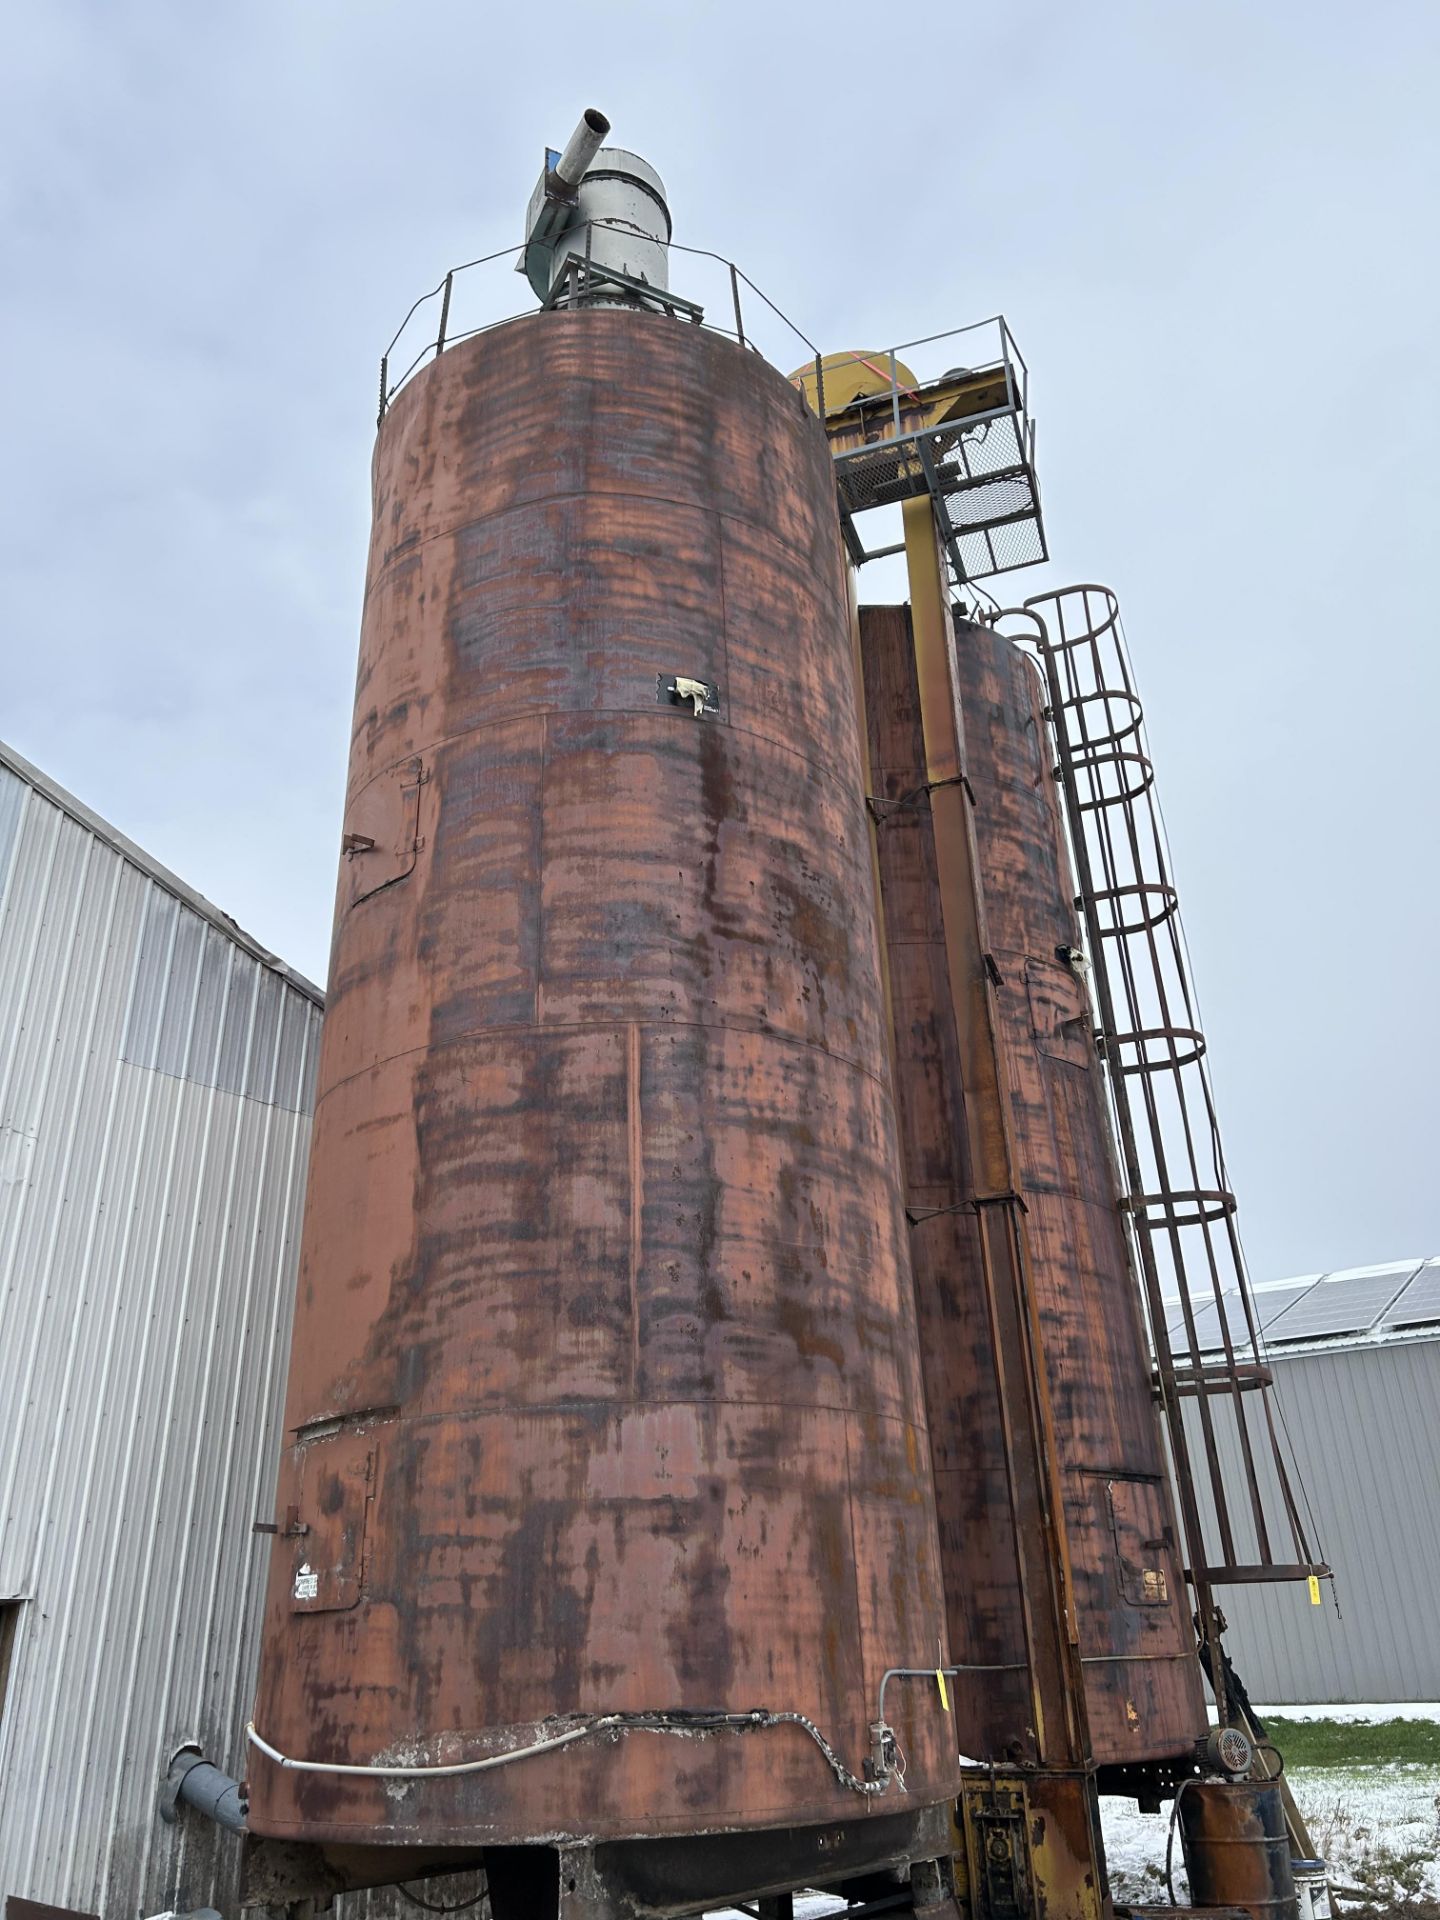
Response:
[246, 1717, 619, 1779]
[246, 1707, 890, 1796]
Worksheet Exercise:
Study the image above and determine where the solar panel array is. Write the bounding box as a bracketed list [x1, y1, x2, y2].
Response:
[1382, 1258, 1440, 1331]
[1164, 1257, 1440, 1354]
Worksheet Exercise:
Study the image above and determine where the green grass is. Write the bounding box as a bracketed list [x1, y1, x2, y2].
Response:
[1263, 1715, 1440, 1770]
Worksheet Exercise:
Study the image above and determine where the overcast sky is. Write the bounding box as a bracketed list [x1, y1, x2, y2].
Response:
[3, 0, 1436, 1284]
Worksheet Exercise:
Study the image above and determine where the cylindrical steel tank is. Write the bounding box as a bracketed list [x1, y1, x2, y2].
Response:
[248, 311, 960, 1852]
[859, 605, 1207, 1768]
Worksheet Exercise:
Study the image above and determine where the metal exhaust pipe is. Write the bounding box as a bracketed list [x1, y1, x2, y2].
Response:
[554, 108, 611, 187]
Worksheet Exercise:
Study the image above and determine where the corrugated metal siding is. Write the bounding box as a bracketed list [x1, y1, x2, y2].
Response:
[1184, 1338, 1440, 1703]
[0, 751, 324, 1919]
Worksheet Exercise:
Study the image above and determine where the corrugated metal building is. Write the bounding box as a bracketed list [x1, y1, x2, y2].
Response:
[1175, 1261, 1440, 1705]
[0, 738, 323, 1919]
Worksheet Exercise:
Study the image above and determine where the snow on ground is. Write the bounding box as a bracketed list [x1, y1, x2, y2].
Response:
[705, 1712, 1440, 1913]
[1256, 1702, 1440, 1723]
[1106, 1703, 1440, 1908]
[1100, 1795, 1193, 1906]
[707, 1898, 842, 1918]
[1103, 1774, 1440, 1908]
[1294, 1765, 1440, 1898]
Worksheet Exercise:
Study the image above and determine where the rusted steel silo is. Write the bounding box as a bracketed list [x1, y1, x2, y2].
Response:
[245, 310, 961, 1891]
[860, 602, 1207, 1771]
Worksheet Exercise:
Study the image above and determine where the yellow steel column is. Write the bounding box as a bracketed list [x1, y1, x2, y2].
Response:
[845, 560, 902, 1100]
[901, 496, 1089, 1769]
[902, 499, 1108, 1919]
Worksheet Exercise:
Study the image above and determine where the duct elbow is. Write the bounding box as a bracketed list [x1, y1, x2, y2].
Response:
[159, 1744, 248, 1836]
[553, 107, 611, 187]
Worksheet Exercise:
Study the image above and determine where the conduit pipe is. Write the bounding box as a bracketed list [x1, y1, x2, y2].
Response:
[158, 1743, 248, 1835]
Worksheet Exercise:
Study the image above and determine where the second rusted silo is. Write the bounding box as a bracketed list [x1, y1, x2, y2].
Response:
[246, 308, 961, 1908]
[861, 603, 1206, 1772]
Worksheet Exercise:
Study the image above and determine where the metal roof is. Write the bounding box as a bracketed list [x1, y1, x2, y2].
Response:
[1165, 1258, 1440, 1356]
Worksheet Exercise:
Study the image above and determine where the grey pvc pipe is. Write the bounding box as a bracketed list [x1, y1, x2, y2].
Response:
[174, 1756, 248, 1834]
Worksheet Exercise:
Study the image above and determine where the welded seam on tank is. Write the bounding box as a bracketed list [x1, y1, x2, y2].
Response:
[311, 1013, 902, 1118]
[533, 711, 549, 1034]
[363, 490, 849, 609]
[343, 708, 868, 822]
[716, 480, 733, 728]
[626, 1018, 642, 1397]
[244, 1805, 887, 1846]
[241, 1781, 923, 1844]
[838, 1411, 874, 1733]
[275, 1402, 934, 1454]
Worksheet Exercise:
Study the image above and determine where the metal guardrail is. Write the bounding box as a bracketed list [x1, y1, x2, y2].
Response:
[376, 236, 1046, 585]
[376, 231, 821, 425]
[811, 319, 1035, 442]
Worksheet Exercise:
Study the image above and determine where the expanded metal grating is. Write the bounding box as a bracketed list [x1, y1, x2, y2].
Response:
[834, 417, 1046, 582]
[835, 442, 928, 516]
[824, 320, 1047, 584]
[946, 500, 1047, 577]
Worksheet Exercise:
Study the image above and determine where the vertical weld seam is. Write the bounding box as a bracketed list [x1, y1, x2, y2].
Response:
[716, 510, 731, 727]
[534, 711, 548, 1027]
[627, 1020, 643, 1398]
[840, 1410, 870, 1727]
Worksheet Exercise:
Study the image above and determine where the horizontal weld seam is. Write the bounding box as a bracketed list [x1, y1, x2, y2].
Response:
[343, 708, 868, 820]
[284, 1400, 933, 1436]
[314, 1014, 900, 1117]
[365, 486, 847, 611]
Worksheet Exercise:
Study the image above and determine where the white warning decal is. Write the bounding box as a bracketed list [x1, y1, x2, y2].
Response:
[293, 1562, 319, 1601]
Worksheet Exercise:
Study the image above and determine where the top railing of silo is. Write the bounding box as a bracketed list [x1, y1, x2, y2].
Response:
[374, 241, 1044, 581]
[375, 230, 823, 426]
[375, 230, 1033, 445]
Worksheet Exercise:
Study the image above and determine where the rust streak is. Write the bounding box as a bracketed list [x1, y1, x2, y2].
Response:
[627, 1019, 643, 1397]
